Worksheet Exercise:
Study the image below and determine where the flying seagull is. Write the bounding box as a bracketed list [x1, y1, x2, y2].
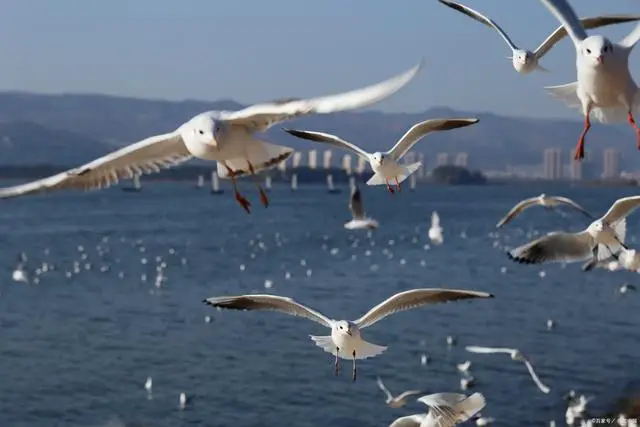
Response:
[0, 61, 423, 213]
[388, 392, 486, 427]
[203, 288, 493, 381]
[428, 211, 444, 245]
[539, 0, 640, 160]
[465, 346, 550, 394]
[506, 195, 640, 265]
[376, 376, 424, 408]
[496, 193, 593, 228]
[344, 184, 379, 230]
[438, 0, 640, 75]
[284, 118, 479, 193]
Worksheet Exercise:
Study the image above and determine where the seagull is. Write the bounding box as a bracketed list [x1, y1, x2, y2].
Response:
[388, 392, 486, 427]
[465, 346, 550, 394]
[620, 283, 637, 294]
[539, 0, 640, 160]
[496, 194, 593, 228]
[376, 376, 423, 408]
[457, 361, 472, 373]
[438, 0, 640, 75]
[506, 195, 640, 265]
[584, 247, 640, 272]
[474, 414, 496, 426]
[204, 289, 493, 381]
[460, 376, 475, 390]
[284, 118, 479, 193]
[429, 211, 444, 245]
[344, 184, 379, 230]
[0, 62, 423, 213]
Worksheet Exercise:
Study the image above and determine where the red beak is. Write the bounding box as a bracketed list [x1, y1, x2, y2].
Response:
[597, 55, 604, 64]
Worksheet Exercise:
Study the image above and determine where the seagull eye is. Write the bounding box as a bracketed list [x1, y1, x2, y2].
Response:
[603, 46, 608, 52]
[586, 49, 591, 54]
[339, 326, 343, 330]
[198, 130, 204, 135]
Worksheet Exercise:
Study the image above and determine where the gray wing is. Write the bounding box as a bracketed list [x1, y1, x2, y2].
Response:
[549, 196, 593, 218]
[217, 61, 422, 133]
[386, 118, 479, 161]
[495, 197, 541, 228]
[376, 376, 394, 400]
[349, 185, 365, 220]
[0, 133, 191, 199]
[521, 357, 551, 394]
[508, 231, 595, 265]
[534, 15, 640, 57]
[620, 22, 640, 50]
[538, 0, 588, 46]
[389, 415, 424, 427]
[396, 390, 425, 401]
[438, 0, 519, 50]
[203, 294, 332, 328]
[465, 346, 516, 355]
[353, 288, 493, 329]
[284, 129, 370, 160]
[601, 196, 640, 224]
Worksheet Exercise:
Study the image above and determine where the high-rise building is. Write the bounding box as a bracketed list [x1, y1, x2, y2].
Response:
[417, 153, 426, 179]
[322, 149, 332, 169]
[356, 156, 367, 174]
[341, 154, 352, 174]
[436, 153, 449, 167]
[603, 148, 621, 179]
[543, 148, 562, 180]
[308, 150, 318, 169]
[454, 152, 469, 168]
[570, 159, 582, 181]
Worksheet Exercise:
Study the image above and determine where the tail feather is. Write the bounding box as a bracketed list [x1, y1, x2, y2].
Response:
[309, 335, 387, 360]
[597, 218, 627, 260]
[395, 162, 422, 185]
[355, 339, 387, 360]
[217, 140, 293, 179]
[454, 392, 486, 422]
[366, 173, 387, 186]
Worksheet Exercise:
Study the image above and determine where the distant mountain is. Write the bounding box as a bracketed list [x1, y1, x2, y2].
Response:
[0, 91, 636, 170]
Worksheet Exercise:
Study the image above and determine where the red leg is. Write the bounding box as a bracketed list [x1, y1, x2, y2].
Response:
[575, 114, 591, 161]
[334, 347, 340, 376]
[627, 112, 640, 150]
[385, 179, 395, 194]
[352, 350, 357, 382]
[224, 164, 251, 213]
[247, 161, 269, 208]
[395, 177, 401, 193]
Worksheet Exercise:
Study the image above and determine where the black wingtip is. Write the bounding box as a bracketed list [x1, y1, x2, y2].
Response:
[506, 251, 537, 265]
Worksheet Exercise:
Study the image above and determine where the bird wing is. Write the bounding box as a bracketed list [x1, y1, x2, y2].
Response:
[538, 0, 588, 46]
[495, 197, 542, 228]
[216, 62, 422, 133]
[388, 415, 424, 427]
[465, 346, 516, 355]
[386, 118, 479, 161]
[353, 288, 493, 329]
[438, 0, 519, 50]
[507, 231, 595, 264]
[283, 129, 370, 160]
[376, 376, 394, 400]
[417, 393, 468, 425]
[396, 390, 425, 401]
[619, 22, 640, 50]
[0, 133, 191, 199]
[601, 196, 640, 224]
[349, 185, 366, 220]
[521, 357, 551, 394]
[203, 294, 332, 328]
[534, 15, 640, 58]
[549, 196, 594, 218]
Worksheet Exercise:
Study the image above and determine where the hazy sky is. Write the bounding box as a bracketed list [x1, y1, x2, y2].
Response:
[0, 0, 638, 118]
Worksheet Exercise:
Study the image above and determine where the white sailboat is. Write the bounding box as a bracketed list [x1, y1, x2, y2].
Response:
[327, 174, 341, 194]
[122, 173, 142, 192]
[196, 174, 204, 189]
[211, 171, 224, 194]
[265, 175, 272, 192]
[291, 173, 298, 192]
[409, 173, 417, 191]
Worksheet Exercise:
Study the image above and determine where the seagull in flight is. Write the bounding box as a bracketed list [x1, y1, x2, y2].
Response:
[204, 288, 493, 381]
[496, 193, 593, 228]
[376, 376, 424, 408]
[389, 392, 486, 427]
[507, 196, 640, 265]
[538, 0, 640, 160]
[465, 346, 550, 394]
[344, 184, 379, 230]
[284, 118, 478, 193]
[438, 0, 640, 75]
[0, 62, 423, 213]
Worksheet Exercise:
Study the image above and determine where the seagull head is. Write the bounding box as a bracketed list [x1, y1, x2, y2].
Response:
[587, 219, 604, 235]
[371, 152, 385, 166]
[182, 114, 223, 151]
[510, 49, 535, 73]
[335, 320, 353, 337]
[581, 36, 613, 67]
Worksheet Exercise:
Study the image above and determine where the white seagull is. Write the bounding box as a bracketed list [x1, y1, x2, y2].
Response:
[428, 211, 444, 245]
[376, 376, 424, 408]
[439, 0, 640, 75]
[344, 184, 379, 230]
[496, 193, 593, 228]
[204, 288, 493, 381]
[457, 361, 472, 373]
[0, 62, 423, 213]
[284, 118, 479, 193]
[507, 196, 640, 265]
[388, 392, 486, 427]
[465, 346, 551, 394]
[539, 0, 640, 160]
[583, 247, 640, 272]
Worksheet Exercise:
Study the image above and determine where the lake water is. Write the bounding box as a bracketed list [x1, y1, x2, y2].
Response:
[0, 180, 638, 427]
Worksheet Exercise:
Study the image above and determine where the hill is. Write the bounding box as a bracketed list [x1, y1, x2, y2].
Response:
[0, 91, 636, 170]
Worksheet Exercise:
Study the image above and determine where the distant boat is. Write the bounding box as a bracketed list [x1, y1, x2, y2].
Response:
[409, 173, 417, 191]
[327, 174, 341, 194]
[211, 171, 224, 194]
[122, 173, 142, 192]
[265, 175, 272, 192]
[291, 173, 298, 192]
[196, 174, 204, 189]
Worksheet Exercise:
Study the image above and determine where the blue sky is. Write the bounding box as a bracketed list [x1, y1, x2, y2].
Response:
[0, 0, 638, 118]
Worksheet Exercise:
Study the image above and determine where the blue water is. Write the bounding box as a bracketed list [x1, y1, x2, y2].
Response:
[0, 181, 638, 427]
